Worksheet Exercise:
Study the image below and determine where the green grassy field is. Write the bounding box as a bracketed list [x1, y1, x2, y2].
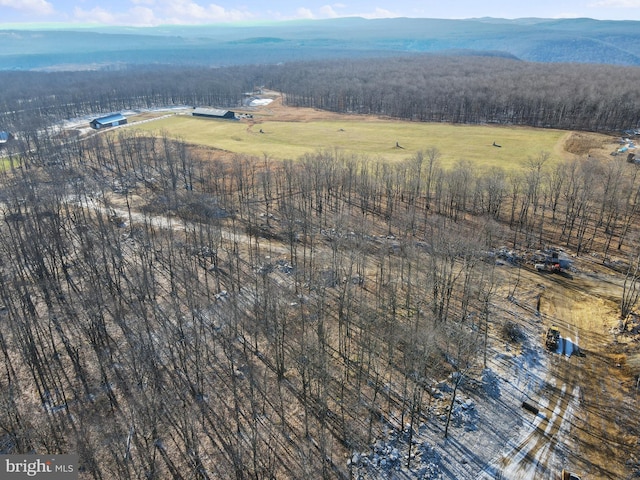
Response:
[131, 114, 571, 170]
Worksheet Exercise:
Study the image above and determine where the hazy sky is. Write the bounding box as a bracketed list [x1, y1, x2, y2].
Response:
[2, 0, 640, 26]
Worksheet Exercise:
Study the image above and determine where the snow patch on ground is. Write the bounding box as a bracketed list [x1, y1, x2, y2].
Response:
[349, 424, 445, 479]
[349, 335, 550, 479]
[482, 368, 501, 399]
[248, 98, 274, 107]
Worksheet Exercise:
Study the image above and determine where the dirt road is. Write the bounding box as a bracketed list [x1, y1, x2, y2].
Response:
[483, 263, 638, 479]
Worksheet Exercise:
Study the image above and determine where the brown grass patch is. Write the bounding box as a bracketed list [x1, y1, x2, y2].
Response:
[563, 131, 616, 156]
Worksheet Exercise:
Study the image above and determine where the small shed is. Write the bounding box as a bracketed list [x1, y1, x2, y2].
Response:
[90, 113, 127, 129]
[192, 108, 236, 120]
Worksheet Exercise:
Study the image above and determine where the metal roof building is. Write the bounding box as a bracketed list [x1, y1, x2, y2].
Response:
[192, 108, 236, 120]
[90, 113, 127, 129]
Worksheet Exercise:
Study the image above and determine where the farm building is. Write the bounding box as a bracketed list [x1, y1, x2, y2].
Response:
[192, 108, 236, 120]
[90, 113, 127, 129]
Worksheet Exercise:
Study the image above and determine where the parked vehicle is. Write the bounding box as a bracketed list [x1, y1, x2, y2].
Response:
[535, 261, 562, 273]
[545, 326, 561, 351]
[535, 250, 563, 273]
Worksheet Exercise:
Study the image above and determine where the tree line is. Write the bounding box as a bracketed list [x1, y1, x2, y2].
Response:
[0, 66, 256, 132]
[265, 55, 640, 132]
[1, 54, 640, 133]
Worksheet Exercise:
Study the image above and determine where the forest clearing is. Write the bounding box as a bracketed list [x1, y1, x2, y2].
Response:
[128, 93, 616, 170]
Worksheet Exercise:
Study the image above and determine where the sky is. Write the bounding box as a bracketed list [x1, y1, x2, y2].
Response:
[1, 0, 640, 26]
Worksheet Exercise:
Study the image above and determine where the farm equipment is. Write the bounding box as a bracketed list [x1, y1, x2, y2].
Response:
[561, 469, 581, 480]
[545, 326, 561, 351]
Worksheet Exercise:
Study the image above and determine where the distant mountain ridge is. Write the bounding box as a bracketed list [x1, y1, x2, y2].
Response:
[1, 17, 640, 70]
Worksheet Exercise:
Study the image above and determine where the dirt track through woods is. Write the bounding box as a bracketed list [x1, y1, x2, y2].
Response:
[98, 184, 639, 479]
[482, 264, 637, 479]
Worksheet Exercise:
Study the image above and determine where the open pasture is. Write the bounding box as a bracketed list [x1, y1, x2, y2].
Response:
[132, 113, 592, 170]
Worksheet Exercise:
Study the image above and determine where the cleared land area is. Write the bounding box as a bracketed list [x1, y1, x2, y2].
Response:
[130, 112, 607, 170]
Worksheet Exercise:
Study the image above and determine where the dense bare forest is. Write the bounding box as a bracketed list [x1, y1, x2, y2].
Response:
[1, 57, 640, 478]
[271, 56, 640, 131]
[2, 55, 640, 132]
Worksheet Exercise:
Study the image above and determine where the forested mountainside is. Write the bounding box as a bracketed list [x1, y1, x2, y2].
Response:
[2, 17, 640, 71]
[1, 56, 639, 133]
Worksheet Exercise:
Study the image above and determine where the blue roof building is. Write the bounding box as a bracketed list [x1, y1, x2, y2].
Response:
[0, 131, 8, 144]
[90, 113, 127, 129]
